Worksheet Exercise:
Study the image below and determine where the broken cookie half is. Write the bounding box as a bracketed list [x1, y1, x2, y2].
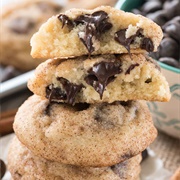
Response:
[28, 54, 170, 104]
[30, 6, 163, 59]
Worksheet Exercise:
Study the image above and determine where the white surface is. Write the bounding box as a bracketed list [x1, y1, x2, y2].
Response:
[0, 134, 172, 180]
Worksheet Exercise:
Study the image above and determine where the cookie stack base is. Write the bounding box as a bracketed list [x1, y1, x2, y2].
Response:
[8, 137, 142, 180]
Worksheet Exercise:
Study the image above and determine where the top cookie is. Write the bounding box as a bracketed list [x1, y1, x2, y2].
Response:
[30, 6, 163, 59]
[0, 0, 63, 71]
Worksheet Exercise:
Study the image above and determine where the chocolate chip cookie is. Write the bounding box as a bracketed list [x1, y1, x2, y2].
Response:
[28, 54, 170, 104]
[30, 6, 163, 59]
[8, 137, 142, 180]
[13, 95, 157, 167]
[1, 0, 63, 71]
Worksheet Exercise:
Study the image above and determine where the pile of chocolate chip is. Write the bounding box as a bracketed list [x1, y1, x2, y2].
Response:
[132, 0, 180, 68]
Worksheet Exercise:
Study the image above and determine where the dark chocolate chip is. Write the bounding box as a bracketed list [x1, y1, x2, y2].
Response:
[119, 101, 132, 107]
[159, 57, 180, 68]
[141, 149, 148, 162]
[125, 63, 139, 75]
[163, 16, 180, 43]
[58, 14, 74, 28]
[159, 37, 179, 59]
[57, 77, 84, 105]
[140, 37, 154, 52]
[9, 17, 35, 34]
[73, 103, 90, 111]
[0, 159, 6, 179]
[163, 0, 180, 19]
[146, 10, 167, 26]
[85, 61, 122, 99]
[145, 78, 152, 83]
[74, 11, 112, 54]
[141, 1, 162, 14]
[114, 28, 143, 54]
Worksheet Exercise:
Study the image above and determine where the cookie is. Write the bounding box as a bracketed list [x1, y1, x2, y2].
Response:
[0, 0, 63, 71]
[8, 137, 141, 180]
[30, 6, 163, 58]
[13, 95, 157, 167]
[28, 54, 170, 105]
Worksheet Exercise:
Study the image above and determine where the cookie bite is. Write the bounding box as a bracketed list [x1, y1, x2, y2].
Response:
[0, 0, 63, 71]
[28, 54, 170, 104]
[30, 6, 163, 59]
[14, 95, 156, 167]
[8, 137, 142, 180]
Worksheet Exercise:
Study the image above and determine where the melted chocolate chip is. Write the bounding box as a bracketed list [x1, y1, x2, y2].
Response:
[115, 28, 154, 53]
[125, 63, 139, 75]
[119, 101, 132, 107]
[58, 14, 74, 28]
[85, 61, 122, 99]
[75, 11, 112, 54]
[46, 84, 66, 102]
[0, 159, 6, 179]
[73, 103, 90, 111]
[44, 102, 57, 116]
[57, 77, 84, 105]
[9, 17, 35, 34]
[58, 11, 112, 54]
[140, 37, 154, 52]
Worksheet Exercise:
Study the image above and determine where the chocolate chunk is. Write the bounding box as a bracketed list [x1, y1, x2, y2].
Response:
[0, 159, 6, 179]
[119, 101, 132, 107]
[75, 11, 112, 54]
[141, 1, 162, 14]
[58, 14, 74, 28]
[85, 61, 122, 99]
[57, 77, 83, 105]
[46, 84, 66, 102]
[125, 63, 139, 75]
[9, 17, 35, 34]
[140, 37, 154, 52]
[159, 57, 180, 68]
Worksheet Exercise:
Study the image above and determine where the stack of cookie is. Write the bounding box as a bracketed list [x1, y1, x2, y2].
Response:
[8, 6, 170, 180]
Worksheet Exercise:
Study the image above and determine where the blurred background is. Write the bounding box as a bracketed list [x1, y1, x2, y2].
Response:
[0, 0, 180, 179]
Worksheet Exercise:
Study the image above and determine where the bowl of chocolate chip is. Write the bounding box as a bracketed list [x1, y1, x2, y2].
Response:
[116, 0, 180, 139]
